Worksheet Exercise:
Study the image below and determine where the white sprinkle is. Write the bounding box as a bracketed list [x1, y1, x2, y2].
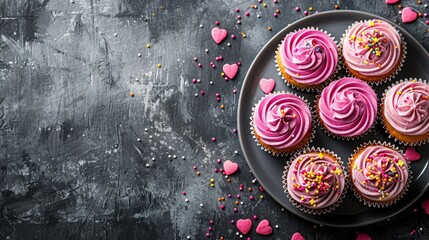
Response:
[138, 53, 142, 57]
[187, 236, 191, 239]
[240, 201, 244, 205]
[146, 163, 150, 168]
[200, 203, 204, 207]
[137, 138, 141, 142]
[227, 43, 231, 47]
[210, 81, 213, 85]
[200, 24, 203, 28]
[144, 128, 148, 132]
[149, 135, 153, 139]
[234, 150, 239, 154]
[425, 4, 428, 8]
[197, 79, 201, 83]
[420, 228, 423, 231]
[257, 14, 261, 18]
[275, 225, 279, 228]
[252, 179, 257, 183]
[173, 155, 177, 159]
[168, 155, 172, 159]
[185, 199, 189, 202]
[195, 93, 199, 97]
[152, 157, 155, 161]
[281, 208, 285, 211]
[240, 235, 243, 238]
[182, 156, 186, 160]
[399, 11, 402, 14]
[236, 232, 240, 235]
[114, 33, 118, 36]
[205, 49, 209, 53]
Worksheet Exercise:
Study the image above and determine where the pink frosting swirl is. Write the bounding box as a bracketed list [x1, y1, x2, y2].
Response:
[280, 29, 338, 85]
[351, 145, 408, 203]
[384, 80, 429, 135]
[342, 19, 402, 77]
[253, 93, 312, 150]
[287, 152, 345, 209]
[318, 77, 378, 137]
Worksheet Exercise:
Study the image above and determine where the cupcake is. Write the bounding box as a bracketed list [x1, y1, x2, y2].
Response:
[342, 19, 404, 83]
[283, 148, 346, 214]
[382, 79, 429, 145]
[317, 77, 378, 139]
[252, 92, 313, 155]
[349, 142, 410, 207]
[276, 28, 339, 91]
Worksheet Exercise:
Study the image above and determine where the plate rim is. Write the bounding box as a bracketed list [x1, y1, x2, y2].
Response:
[237, 9, 429, 228]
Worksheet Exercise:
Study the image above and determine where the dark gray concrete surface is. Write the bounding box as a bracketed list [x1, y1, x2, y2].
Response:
[0, 0, 429, 239]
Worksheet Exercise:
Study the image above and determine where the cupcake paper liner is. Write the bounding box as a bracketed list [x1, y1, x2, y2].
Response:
[274, 27, 342, 92]
[348, 141, 412, 208]
[282, 147, 348, 215]
[250, 91, 316, 157]
[340, 19, 407, 86]
[381, 78, 429, 146]
[314, 92, 380, 141]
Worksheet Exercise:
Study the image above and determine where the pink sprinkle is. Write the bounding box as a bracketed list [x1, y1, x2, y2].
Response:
[182, 191, 186, 195]
[274, 0, 278, 2]
[231, 220, 235, 224]
[250, 196, 255, 200]
[210, 220, 214, 225]
[233, 89, 237, 94]
[228, 194, 232, 198]
[233, 129, 237, 133]
[220, 205, 225, 209]
[295, 7, 300, 11]
[425, 13, 429, 17]
[426, 20, 429, 25]
[192, 79, 196, 83]
[253, 215, 258, 220]
[220, 168, 223, 173]
[237, 20, 241, 25]
[233, 208, 238, 213]
[222, 172, 226, 175]
[231, 35, 236, 39]
[237, 61, 241, 66]
[205, 233, 210, 237]
[216, 93, 220, 97]
[208, 227, 213, 231]
[237, 15, 241, 20]
[212, 137, 216, 142]
[274, 13, 278, 17]
[240, 184, 244, 187]
[217, 159, 221, 163]
[219, 56, 223, 60]
[193, 166, 197, 170]
[304, 11, 308, 15]
[215, 57, 220, 61]
[210, 62, 214, 65]
[235, 8, 240, 12]
[245, 12, 250, 16]
[239, 187, 243, 191]
[247, 238, 251, 240]
[237, 194, 241, 199]
[198, 63, 202, 68]
[214, 168, 218, 173]
[259, 187, 265, 192]
[216, 97, 221, 102]
[414, 208, 418, 212]
[215, 21, 220, 26]
[200, 91, 205, 95]
[211, 64, 216, 68]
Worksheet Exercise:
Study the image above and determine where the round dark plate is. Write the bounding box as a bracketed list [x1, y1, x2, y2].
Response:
[237, 10, 429, 228]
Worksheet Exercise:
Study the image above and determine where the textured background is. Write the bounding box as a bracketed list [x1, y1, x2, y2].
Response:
[0, 0, 429, 239]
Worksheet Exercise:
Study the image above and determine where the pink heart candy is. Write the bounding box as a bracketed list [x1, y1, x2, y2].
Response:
[223, 160, 239, 175]
[291, 232, 305, 240]
[421, 200, 429, 215]
[211, 27, 228, 44]
[256, 219, 273, 236]
[405, 147, 421, 161]
[356, 232, 372, 240]
[259, 78, 276, 94]
[402, 7, 418, 23]
[386, 0, 400, 4]
[223, 63, 239, 79]
[236, 219, 252, 235]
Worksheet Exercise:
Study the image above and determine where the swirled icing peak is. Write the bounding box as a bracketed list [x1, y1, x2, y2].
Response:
[287, 151, 345, 209]
[384, 80, 429, 136]
[280, 29, 338, 85]
[318, 77, 378, 137]
[351, 145, 408, 203]
[253, 93, 312, 150]
[342, 19, 402, 77]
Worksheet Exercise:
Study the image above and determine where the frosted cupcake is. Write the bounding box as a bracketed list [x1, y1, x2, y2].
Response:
[349, 142, 410, 207]
[283, 148, 346, 214]
[276, 28, 339, 90]
[252, 92, 313, 156]
[342, 19, 404, 83]
[382, 79, 429, 145]
[317, 77, 378, 139]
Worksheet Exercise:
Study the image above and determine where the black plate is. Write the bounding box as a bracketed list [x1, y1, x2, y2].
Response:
[237, 10, 429, 228]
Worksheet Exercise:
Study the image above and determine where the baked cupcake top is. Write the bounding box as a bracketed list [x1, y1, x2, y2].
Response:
[280, 29, 338, 85]
[342, 19, 402, 77]
[318, 77, 378, 137]
[253, 93, 311, 150]
[351, 145, 408, 203]
[287, 151, 345, 209]
[384, 80, 429, 136]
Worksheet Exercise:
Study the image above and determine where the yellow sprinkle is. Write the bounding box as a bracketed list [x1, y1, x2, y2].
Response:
[350, 34, 356, 41]
[263, 3, 267, 7]
[309, 7, 313, 11]
[412, 79, 417, 82]
[210, 178, 215, 183]
[210, 183, 214, 187]
[221, 72, 225, 77]
[157, 63, 162, 68]
[146, 43, 151, 48]
[364, 60, 369, 65]
[397, 160, 404, 167]
[318, 153, 323, 159]
[335, 168, 342, 175]
[397, 91, 402, 95]
[260, 195, 264, 199]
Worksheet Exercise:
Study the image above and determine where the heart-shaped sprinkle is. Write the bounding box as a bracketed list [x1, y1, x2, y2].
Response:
[386, 0, 400, 5]
[211, 27, 228, 44]
[405, 147, 421, 161]
[259, 78, 276, 94]
[223, 160, 239, 175]
[223, 63, 239, 79]
[256, 219, 273, 236]
[291, 232, 305, 240]
[236, 219, 252, 235]
[421, 200, 429, 215]
[401, 7, 418, 23]
[356, 232, 372, 240]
